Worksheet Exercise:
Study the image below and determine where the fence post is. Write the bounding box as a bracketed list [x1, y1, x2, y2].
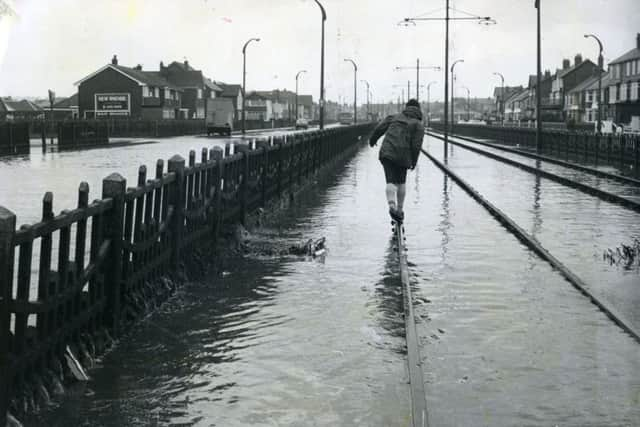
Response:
[167, 155, 185, 272]
[235, 144, 250, 226]
[101, 173, 126, 335]
[0, 207, 16, 426]
[41, 120, 46, 153]
[634, 137, 639, 177]
[210, 148, 223, 241]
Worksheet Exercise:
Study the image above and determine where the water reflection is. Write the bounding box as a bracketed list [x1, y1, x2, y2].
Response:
[438, 174, 452, 265]
[371, 238, 406, 350]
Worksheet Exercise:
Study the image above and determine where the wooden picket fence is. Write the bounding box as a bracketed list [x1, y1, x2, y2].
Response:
[0, 123, 373, 423]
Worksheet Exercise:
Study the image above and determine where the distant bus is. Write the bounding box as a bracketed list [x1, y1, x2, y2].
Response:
[338, 112, 353, 125]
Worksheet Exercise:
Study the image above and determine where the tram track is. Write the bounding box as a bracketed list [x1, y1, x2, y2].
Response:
[420, 147, 640, 345]
[428, 130, 640, 187]
[426, 131, 640, 213]
[394, 222, 429, 427]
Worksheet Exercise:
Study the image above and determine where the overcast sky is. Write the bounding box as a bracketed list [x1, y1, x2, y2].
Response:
[0, 0, 638, 104]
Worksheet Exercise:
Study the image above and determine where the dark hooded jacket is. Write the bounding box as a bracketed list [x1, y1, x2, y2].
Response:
[369, 106, 424, 169]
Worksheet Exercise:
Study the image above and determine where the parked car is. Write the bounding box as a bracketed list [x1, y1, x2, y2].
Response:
[295, 118, 309, 130]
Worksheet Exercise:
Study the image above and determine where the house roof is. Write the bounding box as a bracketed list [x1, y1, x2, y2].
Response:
[217, 83, 242, 97]
[609, 48, 640, 65]
[203, 78, 222, 93]
[493, 86, 523, 99]
[75, 64, 181, 90]
[0, 99, 42, 112]
[556, 59, 596, 79]
[53, 93, 79, 108]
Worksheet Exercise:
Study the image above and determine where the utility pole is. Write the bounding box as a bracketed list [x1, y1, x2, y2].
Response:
[313, 0, 326, 129]
[584, 33, 604, 136]
[403, 3, 494, 157]
[395, 60, 440, 103]
[360, 80, 370, 120]
[493, 71, 505, 126]
[462, 86, 470, 121]
[535, 0, 541, 153]
[242, 37, 260, 135]
[451, 59, 464, 133]
[344, 58, 358, 123]
[295, 70, 307, 122]
[426, 81, 437, 127]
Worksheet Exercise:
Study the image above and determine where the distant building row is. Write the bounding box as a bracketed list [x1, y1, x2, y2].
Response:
[1, 55, 320, 123]
[493, 33, 640, 126]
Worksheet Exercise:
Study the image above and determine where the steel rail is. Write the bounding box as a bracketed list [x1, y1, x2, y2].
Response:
[394, 222, 429, 427]
[428, 130, 640, 186]
[421, 148, 640, 344]
[427, 132, 640, 213]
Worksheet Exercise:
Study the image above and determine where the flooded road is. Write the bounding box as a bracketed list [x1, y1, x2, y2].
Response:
[12, 135, 640, 426]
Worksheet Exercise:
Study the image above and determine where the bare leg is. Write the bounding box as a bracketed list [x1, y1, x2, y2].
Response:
[396, 184, 406, 212]
[385, 183, 397, 209]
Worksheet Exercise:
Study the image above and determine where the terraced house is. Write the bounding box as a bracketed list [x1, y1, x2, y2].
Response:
[606, 33, 640, 123]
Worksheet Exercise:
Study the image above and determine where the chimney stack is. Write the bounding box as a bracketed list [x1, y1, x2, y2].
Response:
[574, 54, 582, 65]
[184, 59, 189, 68]
[562, 59, 570, 69]
[637, 32, 640, 49]
[544, 69, 551, 78]
[111, 55, 118, 65]
[134, 64, 142, 71]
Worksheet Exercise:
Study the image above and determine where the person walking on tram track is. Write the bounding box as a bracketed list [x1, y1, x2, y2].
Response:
[368, 99, 424, 224]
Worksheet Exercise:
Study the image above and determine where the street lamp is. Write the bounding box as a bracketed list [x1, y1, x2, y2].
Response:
[242, 37, 260, 135]
[426, 81, 437, 127]
[461, 85, 471, 121]
[361, 80, 370, 120]
[295, 70, 307, 122]
[451, 59, 464, 132]
[313, 0, 327, 129]
[584, 33, 604, 135]
[493, 72, 505, 126]
[344, 58, 358, 123]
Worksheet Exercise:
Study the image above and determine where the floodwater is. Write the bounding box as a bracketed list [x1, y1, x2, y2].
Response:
[10, 135, 640, 426]
[446, 134, 640, 203]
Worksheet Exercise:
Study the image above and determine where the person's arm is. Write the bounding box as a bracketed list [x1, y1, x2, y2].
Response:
[369, 115, 393, 146]
[410, 121, 425, 168]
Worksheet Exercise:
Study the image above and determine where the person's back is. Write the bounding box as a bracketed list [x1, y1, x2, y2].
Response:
[369, 99, 424, 223]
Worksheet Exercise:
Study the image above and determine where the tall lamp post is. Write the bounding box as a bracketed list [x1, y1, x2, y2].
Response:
[461, 85, 471, 121]
[493, 71, 505, 126]
[403, 3, 495, 157]
[451, 59, 464, 132]
[426, 81, 437, 127]
[242, 37, 260, 135]
[313, 0, 327, 129]
[295, 70, 307, 122]
[344, 58, 358, 123]
[361, 80, 370, 120]
[584, 33, 604, 135]
[535, 0, 541, 153]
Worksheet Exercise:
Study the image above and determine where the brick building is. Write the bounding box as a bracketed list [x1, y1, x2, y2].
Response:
[76, 55, 184, 119]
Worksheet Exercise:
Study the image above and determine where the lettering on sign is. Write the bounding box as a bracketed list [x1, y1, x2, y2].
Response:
[95, 93, 130, 112]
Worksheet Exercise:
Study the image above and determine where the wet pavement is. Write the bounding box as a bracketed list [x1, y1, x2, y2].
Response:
[7, 132, 640, 426]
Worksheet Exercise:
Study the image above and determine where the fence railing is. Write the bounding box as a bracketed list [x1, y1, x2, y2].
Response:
[0, 123, 373, 424]
[0, 122, 30, 156]
[57, 121, 109, 148]
[431, 123, 640, 173]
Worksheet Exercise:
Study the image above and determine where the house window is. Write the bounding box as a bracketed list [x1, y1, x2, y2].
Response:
[632, 60, 637, 76]
[197, 89, 203, 99]
[627, 82, 632, 101]
[625, 61, 631, 77]
[164, 88, 170, 99]
[586, 90, 592, 103]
